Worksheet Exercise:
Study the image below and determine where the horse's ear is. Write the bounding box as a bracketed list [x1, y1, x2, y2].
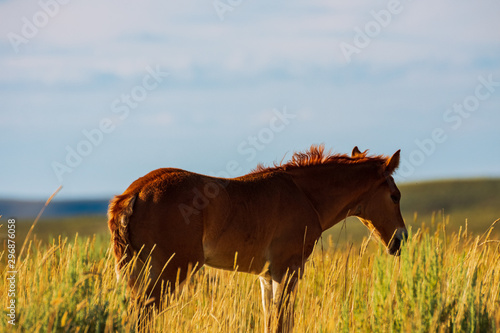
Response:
[352, 146, 368, 158]
[385, 150, 401, 174]
[352, 146, 362, 157]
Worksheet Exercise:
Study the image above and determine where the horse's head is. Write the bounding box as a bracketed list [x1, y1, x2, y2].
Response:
[353, 149, 408, 255]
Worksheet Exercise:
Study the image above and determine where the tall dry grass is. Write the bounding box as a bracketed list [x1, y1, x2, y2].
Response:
[1, 218, 499, 332]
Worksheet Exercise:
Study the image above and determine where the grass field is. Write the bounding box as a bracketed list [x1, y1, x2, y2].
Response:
[1, 178, 499, 332]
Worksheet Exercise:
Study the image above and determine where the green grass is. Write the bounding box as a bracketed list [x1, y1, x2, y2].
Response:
[0, 234, 131, 332]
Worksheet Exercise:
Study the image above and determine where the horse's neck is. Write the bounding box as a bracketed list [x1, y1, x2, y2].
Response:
[288, 164, 376, 231]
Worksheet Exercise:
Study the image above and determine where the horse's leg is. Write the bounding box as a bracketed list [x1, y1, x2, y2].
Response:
[260, 272, 273, 333]
[272, 269, 299, 333]
[145, 247, 205, 309]
[128, 204, 206, 308]
[130, 251, 203, 331]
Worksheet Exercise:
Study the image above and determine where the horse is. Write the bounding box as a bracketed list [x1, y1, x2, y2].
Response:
[108, 145, 408, 332]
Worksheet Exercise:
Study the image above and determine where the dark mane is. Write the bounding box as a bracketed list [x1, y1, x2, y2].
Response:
[251, 144, 388, 174]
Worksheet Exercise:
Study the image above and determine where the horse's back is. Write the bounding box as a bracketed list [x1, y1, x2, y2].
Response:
[125, 167, 207, 242]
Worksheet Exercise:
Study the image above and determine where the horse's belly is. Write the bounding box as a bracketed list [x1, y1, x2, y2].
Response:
[203, 239, 268, 274]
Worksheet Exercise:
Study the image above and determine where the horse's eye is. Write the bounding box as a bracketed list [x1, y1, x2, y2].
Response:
[391, 194, 400, 203]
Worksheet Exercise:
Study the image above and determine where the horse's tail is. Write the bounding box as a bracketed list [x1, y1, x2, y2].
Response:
[108, 193, 138, 277]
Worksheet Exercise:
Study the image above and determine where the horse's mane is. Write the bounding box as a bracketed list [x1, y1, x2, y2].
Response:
[250, 144, 387, 174]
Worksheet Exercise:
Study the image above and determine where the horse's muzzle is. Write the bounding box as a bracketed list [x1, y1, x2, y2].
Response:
[388, 228, 408, 256]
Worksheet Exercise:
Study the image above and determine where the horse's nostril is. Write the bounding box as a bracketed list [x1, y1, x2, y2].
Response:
[400, 229, 409, 241]
[388, 228, 407, 256]
[388, 237, 401, 255]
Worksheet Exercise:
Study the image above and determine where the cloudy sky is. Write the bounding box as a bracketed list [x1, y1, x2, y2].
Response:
[1, 0, 499, 200]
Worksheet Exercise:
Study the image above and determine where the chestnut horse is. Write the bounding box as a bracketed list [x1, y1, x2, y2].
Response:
[108, 145, 407, 332]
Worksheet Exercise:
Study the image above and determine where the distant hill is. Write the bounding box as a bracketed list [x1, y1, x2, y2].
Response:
[399, 178, 500, 234]
[0, 199, 109, 219]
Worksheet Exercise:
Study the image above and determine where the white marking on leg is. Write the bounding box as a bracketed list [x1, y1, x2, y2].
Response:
[260, 275, 273, 333]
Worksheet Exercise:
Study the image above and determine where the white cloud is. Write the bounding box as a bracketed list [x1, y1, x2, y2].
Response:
[2, 0, 498, 85]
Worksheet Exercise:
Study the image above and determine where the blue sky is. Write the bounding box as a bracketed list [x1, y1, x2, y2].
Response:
[1, 0, 499, 199]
